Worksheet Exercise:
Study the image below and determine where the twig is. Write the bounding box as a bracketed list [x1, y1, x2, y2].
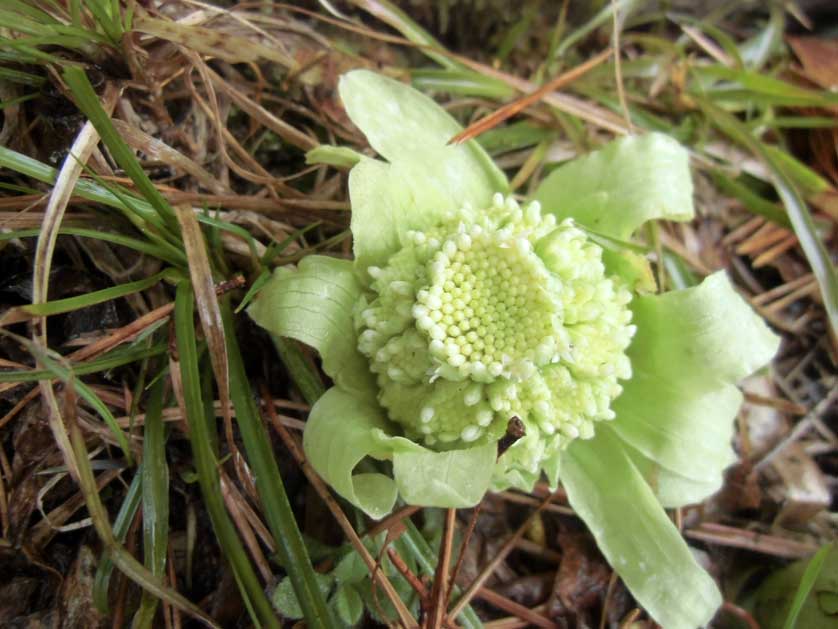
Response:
[495, 491, 574, 516]
[446, 418, 528, 609]
[448, 491, 559, 619]
[742, 391, 807, 416]
[721, 601, 760, 629]
[220, 474, 273, 582]
[448, 48, 613, 145]
[365, 505, 422, 539]
[599, 571, 619, 629]
[445, 506, 481, 609]
[428, 509, 457, 629]
[751, 273, 814, 306]
[385, 548, 459, 629]
[387, 546, 430, 599]
[496, 417, 526, 459]
[476, 587, 558, 629]
[753, 388, 838, 472]
[685, 522, 819, 558]
[611, 0, 633, 132]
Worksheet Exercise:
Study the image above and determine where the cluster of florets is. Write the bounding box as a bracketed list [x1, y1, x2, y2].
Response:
[355, 194, 636, 481]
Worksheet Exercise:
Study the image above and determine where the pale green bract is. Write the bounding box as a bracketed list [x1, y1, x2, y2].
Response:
[248, 70, 781, 629]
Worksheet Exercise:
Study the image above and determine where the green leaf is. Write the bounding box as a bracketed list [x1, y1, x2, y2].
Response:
[784, 544, 832, 629]
[303, 387, 496, 517]
[306, 145, 362, 169]
[534, 133, 694, 240]
[629, 271, 779, 386]
[334, 550, 368, 585]
[348, 152, 503, 272]
[334, 584, 364, 626]
[599, 246, 657, 293]
[614, 373, 742, 506]
[611, 272, 780, 506]
[272, 573, 334, 620]
[247, 255, 376, 400]
[754, 543, 838, 629]
[562, 428, 722, 629]
[339, 71, 503, 181]
[388, 439, 496, 508]
[303, 387, 399, 520]
[339, 70, 507, 270]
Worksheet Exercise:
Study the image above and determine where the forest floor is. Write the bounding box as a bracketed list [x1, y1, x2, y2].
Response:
[0, 1, 836, 628]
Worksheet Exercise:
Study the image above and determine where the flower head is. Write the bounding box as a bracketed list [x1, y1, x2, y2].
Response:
[357, 191, 636, 485]
[249, 70, 780, 629]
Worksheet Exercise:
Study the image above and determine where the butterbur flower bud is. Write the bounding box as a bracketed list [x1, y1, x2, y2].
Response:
[357, 194, 635, 486]
[249, 71, 780, 629]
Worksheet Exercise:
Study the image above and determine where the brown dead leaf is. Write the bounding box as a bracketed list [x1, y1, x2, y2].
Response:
[553, 532, 611, 617]
[58, 546, 105, 629]
[770, 444, 831, 529]
[495, 573, 553, 608]
[0, 577, 39, 623]
[810, 190, 838, 220]
[787, 36, 838, 90]
[719, 462, 763, 512]
[133, 15, 294, 69]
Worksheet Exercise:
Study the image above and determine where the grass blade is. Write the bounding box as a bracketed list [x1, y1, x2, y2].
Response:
[173, 282, 280, 628]
[271, 337, 326, 404]
[0, 341, 166, 383]
[0, 227, 182, 264]
[62, 67, 179, 232]
[80, 0, 123, 44]
[93, 464, 143, 613]
[0, 146, 187, 264]
[348, 0, 458, 70]
[175, 205, 232, 465]
[14, 269, 174, 318]
[65, 378, 221, 628]
[699, 99, 838, 337]
[708, 171, 790, 227]
[555, 0, 640, 57]
[783, 544, 832, 629]
[223, 300, 336, 628]
[0, 65, 46, 86]
[135, 375, 169, 628]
